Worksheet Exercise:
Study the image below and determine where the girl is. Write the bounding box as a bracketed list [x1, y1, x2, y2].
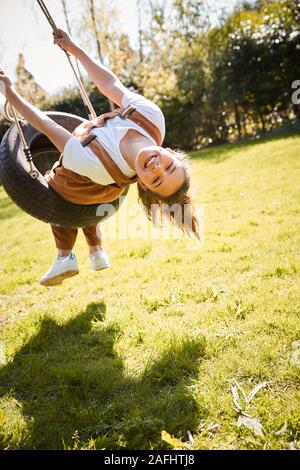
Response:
[0, 29, 199, 287]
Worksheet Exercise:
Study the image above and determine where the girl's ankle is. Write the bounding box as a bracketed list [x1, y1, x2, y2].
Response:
[58, 250, 71, 258]
[89, 246, 102, 255]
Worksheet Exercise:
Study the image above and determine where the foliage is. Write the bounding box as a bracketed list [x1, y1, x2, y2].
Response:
[42, 83, 111, 118]
[0, 0, 299, 147]
[165, 0, 300, 146]
[127, 0, 300, 148]
[77, 0, 140, 85]
[206, 0, 300, 142]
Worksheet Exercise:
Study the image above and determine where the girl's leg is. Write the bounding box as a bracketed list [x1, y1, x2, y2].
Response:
[40, 226, 79, 286]
[83, 225, 110, 270]
[82, 225, 102, 254]
[51, 225, 79, 254]
[6, 87, 72, 153]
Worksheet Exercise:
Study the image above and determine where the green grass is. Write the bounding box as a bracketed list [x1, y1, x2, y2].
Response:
[0, 131, 299, 450]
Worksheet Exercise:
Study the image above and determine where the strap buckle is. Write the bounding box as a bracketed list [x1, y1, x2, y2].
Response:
[81, 133, 97, 147]
[118, 105, 136, 119]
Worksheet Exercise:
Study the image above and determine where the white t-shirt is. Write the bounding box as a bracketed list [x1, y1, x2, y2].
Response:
[62, 91, 166, 185]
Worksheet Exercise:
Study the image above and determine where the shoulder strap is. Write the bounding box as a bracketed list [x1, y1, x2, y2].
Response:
[85, 137, 137, 188]
[127, 110, 163, 146]
[90, 105, 163, 146]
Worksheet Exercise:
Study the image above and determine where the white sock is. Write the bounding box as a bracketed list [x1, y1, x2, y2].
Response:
[90, 249, 103, 257]
[58, 254, 70, 260]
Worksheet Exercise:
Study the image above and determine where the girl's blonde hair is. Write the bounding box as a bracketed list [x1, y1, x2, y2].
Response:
[137, 151, 201, 239]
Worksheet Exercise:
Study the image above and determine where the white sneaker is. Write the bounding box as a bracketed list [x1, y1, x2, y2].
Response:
[40, 252, 79, 286]
[90, 249, 110, 271]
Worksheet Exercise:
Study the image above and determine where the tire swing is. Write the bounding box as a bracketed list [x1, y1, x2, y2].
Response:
[0, 110, 128, 227]
[0, 0, 128, 228]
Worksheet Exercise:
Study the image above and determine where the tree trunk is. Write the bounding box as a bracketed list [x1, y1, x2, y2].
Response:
[234, 102, 242, 139]
[89, 0, 114, 111]
[258, 108, 266, 133]
[137, 0, 144, 64]
[242, 111, 247, 136]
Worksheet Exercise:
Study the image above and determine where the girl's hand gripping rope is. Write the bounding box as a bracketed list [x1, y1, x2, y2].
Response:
[53, 28, 79, 56]
[0, 69, 13, 98]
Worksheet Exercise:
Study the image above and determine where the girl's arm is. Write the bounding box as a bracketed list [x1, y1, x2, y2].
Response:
[53, 29, 129, 107]
[0, 69, 72, 153]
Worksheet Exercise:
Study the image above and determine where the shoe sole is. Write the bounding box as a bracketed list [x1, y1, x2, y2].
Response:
[40, 269, 79, 287]
[91, 264, 110, 271]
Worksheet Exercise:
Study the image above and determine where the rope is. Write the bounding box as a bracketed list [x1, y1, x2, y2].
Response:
[61, 0, 84, 84]
[4, 100, 15, 123]
[36, 0, 97, 120]
[4, 102, 38, 179]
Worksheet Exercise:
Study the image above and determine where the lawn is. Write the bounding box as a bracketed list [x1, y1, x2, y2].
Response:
[0, 131, 299, 450]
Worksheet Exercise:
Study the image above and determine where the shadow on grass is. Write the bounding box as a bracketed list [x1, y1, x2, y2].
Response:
[0, 194, 21, 221]
[190, 125, 300, 164]
[0, 302, 206, 450]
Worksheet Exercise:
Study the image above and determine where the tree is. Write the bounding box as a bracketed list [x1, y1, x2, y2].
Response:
[137, 0, 145, 64]
[89, 0, 114, 110]
[76, 0, 140, 99]
[172, 0, 210, 45]
[206, 0, 300, 141]
[15, 54, 46, 106]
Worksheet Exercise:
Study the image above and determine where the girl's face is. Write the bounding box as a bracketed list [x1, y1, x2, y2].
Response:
[135, 146, 185, 197]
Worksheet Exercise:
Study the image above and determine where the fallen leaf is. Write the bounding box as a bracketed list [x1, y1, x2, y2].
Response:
[231, 385, 242, 411]
[233, 379, 248, 404]
[197, 419, 206, 432]
[0, 341, 6, 365]
[274, 423, 287, 436]
[187, 430, 195, 444]
[290, 350, 300, 366]
[207, 423, 221, 432]
[237, 415, 265, 437]
[289, 440, 300, 450]
[247, 382, 268, 403]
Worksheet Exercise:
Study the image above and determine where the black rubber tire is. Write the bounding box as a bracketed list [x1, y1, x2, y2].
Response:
[0, 111, 128, 227]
